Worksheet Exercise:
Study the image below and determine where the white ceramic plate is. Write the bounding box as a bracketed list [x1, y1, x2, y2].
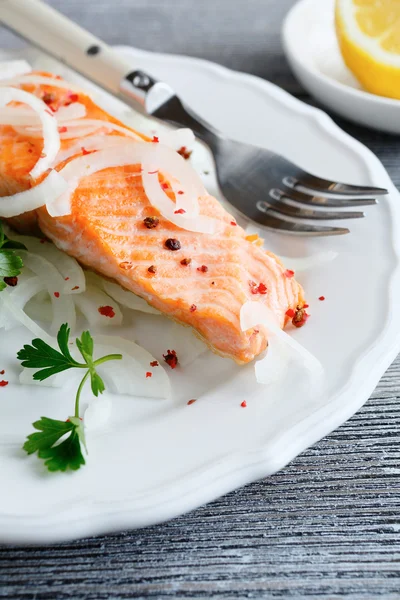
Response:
[283, 0, 400, 134]
[0, 45, 399, 544]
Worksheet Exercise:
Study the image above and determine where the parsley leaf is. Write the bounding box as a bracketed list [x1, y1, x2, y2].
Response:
[1, 240, 28, 250]
[76, 330, 94, 362]
[0, 250, 23, 278]
[17, 324, 81, 381]
[0, 221, 27, 251]
[18, 324, 122, 473]
[23, 417, 85, 472]
[75, 330, 106, 396]
[0, 221, 26, 290]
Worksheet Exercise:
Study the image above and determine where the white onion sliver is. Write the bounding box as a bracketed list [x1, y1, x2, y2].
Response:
[0, 169, 67, 218]
[102, 280, 160, 315]
[21, 252, 76, 335]
[9, 275, 44, 309]
[0, 60, 32, 80]
[240, 301, 323, 384]
[24, 297, 53, 324]
[53, 103, 87, 122]
[10, 125, 45, 139]
[59, 119, 143, 141]
[142, 169, 218, 234]
[7, 230, 86, 294]
[93, 335, 171, 400]
[15, 123, 99, 140]
[55, 143, 210, 233]
[19, 366, 70, 388]
[0, 107, 42, 126]
[74, 284, 122, 327]
[0, 289, 54, 345]
[84, 396, 113, 431]
[0, 87, 60, 179]
[58, 125, 102, 140]
[254, 343, 286, 386]
[0, 299, 18, 331]
[53, 134, 131, 166]
[0, 75, 83, 93]
[0, 102, 86, 128]
[143, 141, 205, 217]
[0, 271, 36, 330]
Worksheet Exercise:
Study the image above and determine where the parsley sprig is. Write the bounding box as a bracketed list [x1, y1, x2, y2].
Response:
[0, 221, 26, 291]
[18, 324, 122, 472]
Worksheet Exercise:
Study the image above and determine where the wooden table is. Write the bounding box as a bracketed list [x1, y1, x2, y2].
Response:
[1, 1, 400, 597]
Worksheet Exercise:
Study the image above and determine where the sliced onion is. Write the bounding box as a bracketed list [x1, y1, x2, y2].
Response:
[2, 275, 45, 331]
[0, 289, 53, 345]
[15, 123, 98, 140]
[0, 169, 67, 218]
[141, 144, 219, 233]
[157, 128, 195, 152]
[102, 280, 160, 315]
[56, 119, 143, 141]
[53, 134, 131, 166]
[54, 143, 216, 237]
[53, 103, 87, 122]
[57, 125, 102, 140]
[0, 303, 18, 331]
[93, 335, 171, 399]
[240, 301, 323, 384]
[0, 275, 37, 332]
[21, 252, 76, 335]
[6, 230, 86, 294]
[141, 169, 217, 233]
[19, 365, 71, 388]
[0, 107, 42, 126]
[0, 74, 83, 93]
[0, 87, 60, 179]
[84, 396, 113, 431]
[74, 284, 122, 327]
[55, 140, 217, 233]
[0, 60, 32, 80]
[0, 102, 86, 128]
[8, 275, 44, 309]
[24, 296, 53, 323]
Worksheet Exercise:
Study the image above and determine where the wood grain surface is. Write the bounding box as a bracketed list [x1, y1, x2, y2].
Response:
[1, 1, 400, 598]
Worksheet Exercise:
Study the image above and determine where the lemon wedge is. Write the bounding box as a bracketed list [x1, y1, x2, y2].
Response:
[336, 0, 400, 99]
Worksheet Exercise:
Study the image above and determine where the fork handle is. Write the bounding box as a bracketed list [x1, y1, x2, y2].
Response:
[0, 0, 175, 115]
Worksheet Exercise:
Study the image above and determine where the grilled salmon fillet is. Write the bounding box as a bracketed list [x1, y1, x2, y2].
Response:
[0, 72, 305, 364]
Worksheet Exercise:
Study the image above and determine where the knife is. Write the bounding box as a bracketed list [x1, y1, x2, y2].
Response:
[0, 0, 217, 144]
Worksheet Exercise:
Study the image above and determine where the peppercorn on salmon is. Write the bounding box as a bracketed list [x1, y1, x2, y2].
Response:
[0, 72, 305, 364]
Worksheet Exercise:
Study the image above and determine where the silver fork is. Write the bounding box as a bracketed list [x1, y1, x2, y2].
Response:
[1, 0, 388, 236]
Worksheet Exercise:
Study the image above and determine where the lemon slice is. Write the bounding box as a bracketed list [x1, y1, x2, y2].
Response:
[336, 0, 400, 99]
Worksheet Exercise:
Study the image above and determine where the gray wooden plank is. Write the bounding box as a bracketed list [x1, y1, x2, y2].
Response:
[1, 1, 400, 598]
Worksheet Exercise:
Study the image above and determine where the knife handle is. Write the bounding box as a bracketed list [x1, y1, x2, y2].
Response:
[1, 0, 174, 114]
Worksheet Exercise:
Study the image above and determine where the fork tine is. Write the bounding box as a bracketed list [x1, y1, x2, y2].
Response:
[255, 210, 350, 236]
[276, 187, 378, 208]
[287, 172, 388, 198]
[261, 197, 363, 220]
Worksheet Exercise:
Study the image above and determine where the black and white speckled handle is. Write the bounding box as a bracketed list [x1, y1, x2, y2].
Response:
[1, 0, 175, 115]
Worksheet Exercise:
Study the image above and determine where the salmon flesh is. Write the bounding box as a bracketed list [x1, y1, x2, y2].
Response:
[0, 73, 305, 364]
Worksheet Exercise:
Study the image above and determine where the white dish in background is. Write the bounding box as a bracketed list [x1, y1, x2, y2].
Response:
[283, 0, 400, 134]
[0, 45, 400, 544]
